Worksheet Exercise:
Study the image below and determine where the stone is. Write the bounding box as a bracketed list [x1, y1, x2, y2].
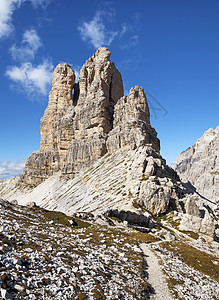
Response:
[106, 209, 151, 226]
[139, 182, 172, 216]
[0, 288, 10, 300]
[1, 47, 217, 228]
[184, 196, 201, 217]
[123, 220, 128, 226]
[10, 199, 18, 205]
[26, 201, 36, 208]
[73, 47, 123, 136]
[14, 284, 25, 292]
[40, 63, 76, 150]
[175, 126, 219, 203]
[130, 146, 184, 216]
[63, 133, 107, 176]
[20, 63, 75, 186]
[179, 214, 215, 240]
[145, 156, 155, 176]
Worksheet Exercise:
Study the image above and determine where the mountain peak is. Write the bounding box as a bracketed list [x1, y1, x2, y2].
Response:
[20, 48, 159, 186]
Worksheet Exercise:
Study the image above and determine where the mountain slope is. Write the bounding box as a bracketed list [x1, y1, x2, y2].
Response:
[0, 146, 186, 216]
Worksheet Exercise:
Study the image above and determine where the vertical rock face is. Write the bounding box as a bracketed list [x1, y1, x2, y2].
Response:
[175, 126, 219, 202]
[20, 47, 160, 185]
[107, 86, 160, 153]
[75, 47, 123, 136]
[63, 47, 124, 176]
[40, 63, 75, 151]
[21, 63, 75, 185]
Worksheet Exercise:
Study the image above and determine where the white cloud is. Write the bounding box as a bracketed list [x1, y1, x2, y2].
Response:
[78, 10, 118, 48]
[0, 0, 51, 39]
[78, 6, 141, 50]
[120, 35, 139, 50]
[120, 24, 127, 38]
[6, 60, 53, 96]
[29, 0, 51, 8]
[6, 27, 53, 98]
[133, 12, 141, 24]
[0, 0, 22, 38]
[10, 28, 42, 61]
[0, 159, 26, 180]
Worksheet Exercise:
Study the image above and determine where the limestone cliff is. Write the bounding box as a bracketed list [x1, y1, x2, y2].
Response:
[20, 47, 160, 185]
[175, 126, 219, 202]
[107, 86, 160, 153]
[21, 63, 76, 185]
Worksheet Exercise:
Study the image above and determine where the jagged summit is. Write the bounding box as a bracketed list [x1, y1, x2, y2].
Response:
[20, 47, 159, 186]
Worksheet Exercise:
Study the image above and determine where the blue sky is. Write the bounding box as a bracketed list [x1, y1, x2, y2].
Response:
[0, 0, 219, 179]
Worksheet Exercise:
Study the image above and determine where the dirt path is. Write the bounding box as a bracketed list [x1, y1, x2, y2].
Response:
[140, 243, 174, 300]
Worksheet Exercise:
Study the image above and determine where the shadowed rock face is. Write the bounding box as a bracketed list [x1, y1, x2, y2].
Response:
[20, 47, 160, 185]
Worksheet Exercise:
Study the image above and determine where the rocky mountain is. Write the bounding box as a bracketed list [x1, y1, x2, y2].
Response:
[20, 47, 159, 187]
[0, 47, 219, 299]
[175, 126, 219, 202]
[0, 47, 218, 241]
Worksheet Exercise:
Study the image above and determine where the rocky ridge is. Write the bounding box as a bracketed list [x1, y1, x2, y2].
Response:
[175, 126, 219, 202]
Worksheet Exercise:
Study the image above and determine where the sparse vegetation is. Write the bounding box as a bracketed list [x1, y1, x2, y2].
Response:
[161, 241, 219, 281]
[141, 174, 148, 181]
[181, 230, 199, 240]
[0, 201, 152, 299]
[210, 171, 219, 175]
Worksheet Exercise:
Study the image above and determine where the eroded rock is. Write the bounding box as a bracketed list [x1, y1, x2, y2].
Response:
[20, 48, 160, 185]
[107, 86, 160, 153]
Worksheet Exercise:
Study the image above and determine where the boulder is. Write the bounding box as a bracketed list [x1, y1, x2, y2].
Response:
[185, 196, 201, 217]
[139, 182, 172, 216]
[179, 214, 215, 240]
[106, 209, 151, 226]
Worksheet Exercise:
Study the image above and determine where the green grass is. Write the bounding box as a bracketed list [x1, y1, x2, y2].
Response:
[31, 207, 90, 229]
[180, 231, 199, 240]
[141, 174, 149, 181]
[210, 171, 219, 175]
[161, 241, 219, 281]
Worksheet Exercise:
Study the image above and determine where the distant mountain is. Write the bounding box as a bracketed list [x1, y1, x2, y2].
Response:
[175, 126, 219, 203]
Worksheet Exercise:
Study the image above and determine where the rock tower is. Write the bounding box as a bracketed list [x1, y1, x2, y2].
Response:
[20, 47, 160, 185]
